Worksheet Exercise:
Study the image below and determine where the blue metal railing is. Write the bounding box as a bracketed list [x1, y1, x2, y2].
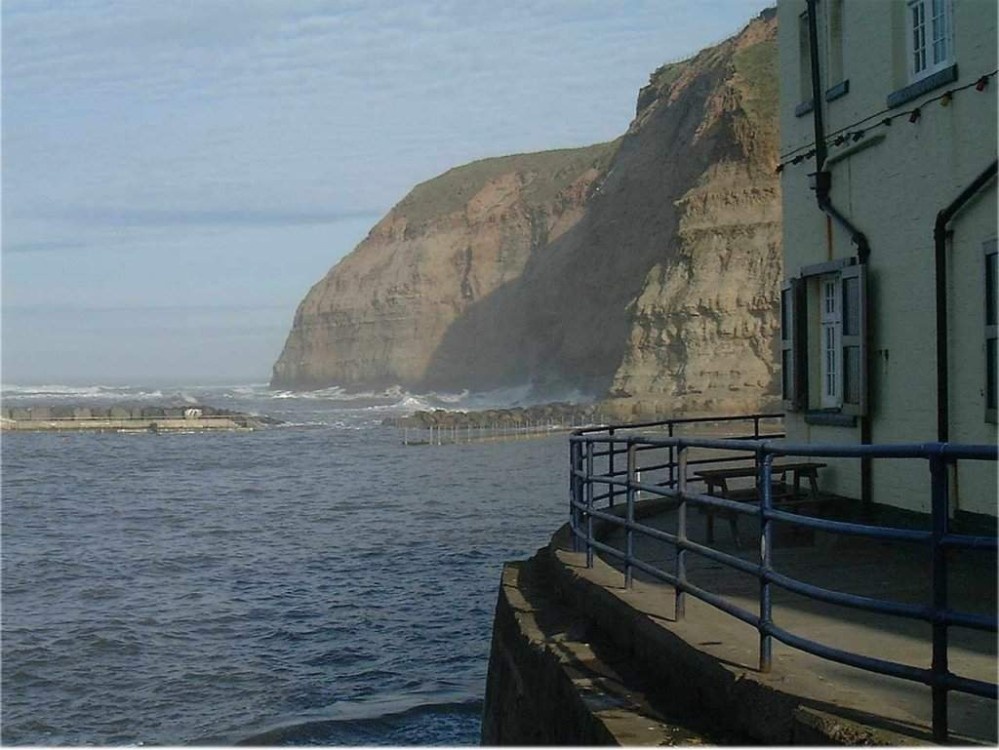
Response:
[568, 415, 997, 743]
[571, 413, 785, 510]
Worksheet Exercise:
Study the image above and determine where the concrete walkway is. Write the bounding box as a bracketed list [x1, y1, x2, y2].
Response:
[580, 500, 997, 744]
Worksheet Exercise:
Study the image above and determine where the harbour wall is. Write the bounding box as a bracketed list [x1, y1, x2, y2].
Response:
[1, 405, 270, 432]
[480, 549, 721, 746]
[481, 515, 912, 746]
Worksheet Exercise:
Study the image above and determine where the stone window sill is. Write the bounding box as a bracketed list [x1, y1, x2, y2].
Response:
[804, 410, 857, 427]
[887, 64, 958, 109]
[826, 79, 849, 102]
[794, 80, 849, 118]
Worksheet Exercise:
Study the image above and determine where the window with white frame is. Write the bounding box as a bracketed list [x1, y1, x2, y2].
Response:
[821, 276, 842, 407]
[908, 0, 953, 81]
[781, 263, 867, 416]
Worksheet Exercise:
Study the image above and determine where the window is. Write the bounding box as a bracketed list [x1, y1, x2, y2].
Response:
[821, 276, 841, 407]
[908, 0, 952, 81]
[840, 267, 864, 408]
[781, 279, 805, 410]
[781, 263, 867, 416]
[888, 0, 957, 108]
[827, 0, 844, 86]
[986, 239, 997, 423]
[799, 10, 813, 103]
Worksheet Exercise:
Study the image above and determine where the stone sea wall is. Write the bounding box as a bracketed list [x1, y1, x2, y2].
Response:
[386, 402, 611, 430]
[482, 522, 916, 745]
[1, 405, 275, 432]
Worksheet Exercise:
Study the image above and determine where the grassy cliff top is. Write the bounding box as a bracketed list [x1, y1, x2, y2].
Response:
[394, 140, 619, 226]
[733, 37, 778, 126]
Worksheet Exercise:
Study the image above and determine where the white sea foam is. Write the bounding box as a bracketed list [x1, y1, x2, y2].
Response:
[269, 386, 375, 401]
[1, 384, 112, 398]
[0, 380, 596, 432]
[0, 384, 169, 401]
[273, 419, 365, 429]
[434, 389, 470, 404]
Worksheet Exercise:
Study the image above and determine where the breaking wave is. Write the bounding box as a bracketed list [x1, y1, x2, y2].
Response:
[1, 381, 597, 430]
[1, 384, 166, 401]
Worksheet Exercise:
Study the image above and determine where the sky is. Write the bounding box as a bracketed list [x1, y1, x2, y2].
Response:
[2, 0, 768, 387]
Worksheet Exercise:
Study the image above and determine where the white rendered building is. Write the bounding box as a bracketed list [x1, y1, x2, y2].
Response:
[777, 0, 997, 515]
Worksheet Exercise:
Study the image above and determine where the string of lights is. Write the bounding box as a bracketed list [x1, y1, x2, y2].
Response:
[775, 70, 997, 174]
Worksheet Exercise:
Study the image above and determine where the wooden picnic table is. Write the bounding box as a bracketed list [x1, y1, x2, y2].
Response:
[692, 461, 827, 547]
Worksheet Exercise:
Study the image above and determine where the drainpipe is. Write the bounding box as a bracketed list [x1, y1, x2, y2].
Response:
[805, 0, 873, 507]
[933, 160, 999, 443]
[805, 0, 871, 262]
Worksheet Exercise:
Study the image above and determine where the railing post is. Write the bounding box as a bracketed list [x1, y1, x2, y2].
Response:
[586, 440, 595, 568]
[759, 449, 774, 673]
[676, 441, 688, 621]
[668, 422, 676, 489]
[609, 428, 617, 507]
[569, 440, 581, 552]
[930, 448, 950, 743]
[626, 442, 636, 588]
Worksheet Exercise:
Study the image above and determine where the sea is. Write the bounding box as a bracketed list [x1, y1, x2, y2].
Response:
[1, 382, 577, 746]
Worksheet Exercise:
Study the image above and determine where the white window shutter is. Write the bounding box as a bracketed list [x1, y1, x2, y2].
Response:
[781, 278, 806, 411]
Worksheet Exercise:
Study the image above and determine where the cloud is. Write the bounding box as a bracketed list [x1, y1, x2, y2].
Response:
[4, 0, 761, 227]
[22, 206, 384, 229]
[2, 302, 291, 314]
[1, 240, 88, 255]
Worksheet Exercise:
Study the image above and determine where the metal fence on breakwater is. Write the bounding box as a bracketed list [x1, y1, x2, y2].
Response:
[388, 405, 617, 445]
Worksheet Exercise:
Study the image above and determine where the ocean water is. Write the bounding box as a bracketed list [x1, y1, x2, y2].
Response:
[0, 383, 573, 746]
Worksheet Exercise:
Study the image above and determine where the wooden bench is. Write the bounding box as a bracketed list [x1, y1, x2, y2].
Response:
[693, 462, 827, 548]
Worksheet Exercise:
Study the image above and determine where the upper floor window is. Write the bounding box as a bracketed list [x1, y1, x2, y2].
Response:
[827, 0, 845, 85]
[908, 0, 953, 81]
[799, 10, 813, 102]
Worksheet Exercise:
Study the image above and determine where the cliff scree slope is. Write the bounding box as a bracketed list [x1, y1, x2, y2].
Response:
[272, 9, 781, 417]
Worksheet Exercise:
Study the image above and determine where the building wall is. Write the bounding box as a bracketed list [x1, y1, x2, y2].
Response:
[777, 0, 997, 514]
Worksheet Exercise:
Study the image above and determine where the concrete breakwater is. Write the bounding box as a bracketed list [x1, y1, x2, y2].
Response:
[1, 404, 278, 432]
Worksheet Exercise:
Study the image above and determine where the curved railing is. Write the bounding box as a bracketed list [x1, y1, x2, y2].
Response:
[568, 415, 997, 743]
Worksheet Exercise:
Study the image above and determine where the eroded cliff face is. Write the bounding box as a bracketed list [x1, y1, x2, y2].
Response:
[273, 9, 781, 417]
[605, 16, 782, 417]
[605, 160, 782, 418]
[271, 145, 615, 390]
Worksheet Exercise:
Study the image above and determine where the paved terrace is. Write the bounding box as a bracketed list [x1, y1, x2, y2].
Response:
[564, 495, 997, 744]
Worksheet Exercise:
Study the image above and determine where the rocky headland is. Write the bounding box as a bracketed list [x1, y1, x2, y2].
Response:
[272, 9, 781, 421]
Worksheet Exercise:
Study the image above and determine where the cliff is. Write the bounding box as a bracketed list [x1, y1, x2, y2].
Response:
[272, 9, 781, 417]
[271, 144, 615, 391]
